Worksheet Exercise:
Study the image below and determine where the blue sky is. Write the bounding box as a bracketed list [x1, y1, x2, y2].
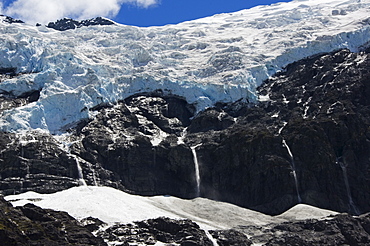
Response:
[116, 0, 291, 27]
[1, 0, 291, 26]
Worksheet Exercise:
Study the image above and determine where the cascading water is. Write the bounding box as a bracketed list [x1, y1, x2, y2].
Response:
[53, 134, 99, 186]
[282, 139, 302, 203]
[17, 133, 38, 192]
[177, 127, 188, 145]
[337, 158, 360, 215]
[73, 155, 87, 186]
[191, 144, 202, 197]
[205, 231, 219, 246]
[279, 123, 302, 203]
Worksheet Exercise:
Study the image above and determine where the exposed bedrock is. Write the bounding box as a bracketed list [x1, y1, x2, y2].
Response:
[1, 49, 369, 216]
[0, 196, 107, 245]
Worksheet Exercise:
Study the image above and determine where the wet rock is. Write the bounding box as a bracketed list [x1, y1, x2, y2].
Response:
[0, 131, 84, 195]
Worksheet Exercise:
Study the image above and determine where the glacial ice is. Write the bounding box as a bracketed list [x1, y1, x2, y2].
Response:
[1, 0, 370, 133]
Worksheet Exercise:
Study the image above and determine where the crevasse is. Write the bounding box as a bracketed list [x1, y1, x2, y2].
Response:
[1, 0, 370, 133]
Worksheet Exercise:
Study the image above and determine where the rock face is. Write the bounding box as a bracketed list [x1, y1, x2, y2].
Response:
[209, 229, 252, 246]
[76, 94, 197, 197]
[192, 48, 370, 215]
[247, 213, 370, 246]
[96, 217, 215, 246]
[46, 17, 115, 31]
[0, 49, 369, 217]
[78, 213, 370, 246]
[0, 196, 106, 245]
[0, 15, 24, 24]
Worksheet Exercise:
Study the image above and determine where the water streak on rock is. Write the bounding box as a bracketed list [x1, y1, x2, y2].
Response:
[337, 158, 360, 215]
[191, 144, 202, 197]
[73, 155, 87, 186]
[205, 231, 219, 246]
[282, 139, 302, 203]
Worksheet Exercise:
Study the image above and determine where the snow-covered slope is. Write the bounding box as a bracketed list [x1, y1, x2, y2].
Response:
[1, 0, 370, 133]
[4, 186, 337, 230]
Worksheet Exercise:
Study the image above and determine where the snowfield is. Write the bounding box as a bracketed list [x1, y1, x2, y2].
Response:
[5, 186, 338, 230]
[1, 0, 370, 133]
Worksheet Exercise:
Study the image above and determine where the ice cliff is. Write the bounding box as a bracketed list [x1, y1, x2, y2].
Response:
[1, 0, 370, 133]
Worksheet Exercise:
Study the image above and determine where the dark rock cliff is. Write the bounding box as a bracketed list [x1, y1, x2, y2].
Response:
[0, 48, 369, 216]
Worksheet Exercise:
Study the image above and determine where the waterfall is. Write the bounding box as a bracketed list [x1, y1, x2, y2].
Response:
[337, 158, 360, 215]
[73, 155, 87, 186]
[282, 139, 302, 203]
[191, 144, 202, 197]
[53, 134, 98, 186]
[279, 122, 301, 203]
[205, 231, 219, 246]
[177, 127, 187, 145]
[25, 163, 30, 178]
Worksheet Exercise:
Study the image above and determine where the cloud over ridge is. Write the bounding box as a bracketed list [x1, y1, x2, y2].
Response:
[2, 0, 158, 24]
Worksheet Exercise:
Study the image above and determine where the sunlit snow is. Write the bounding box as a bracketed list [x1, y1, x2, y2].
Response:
[5, 186, 338, 230]
[1, 0, 370, 133]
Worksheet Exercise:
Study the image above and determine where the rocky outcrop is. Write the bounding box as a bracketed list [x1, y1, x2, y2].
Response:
[209, 229, 252, 246]
[46, 17, 115, 31]
[0, 196, 106, 245]
[246, 213, 370, 246]
[96, 217, 214, 246]
[76, 94, 198, 197]
[88, 213, 370, 246]
[0, 49, 369, 216]
[0, 15, 24, 24]
[189, 48, 370, 215]
[0, 131, 80, 195]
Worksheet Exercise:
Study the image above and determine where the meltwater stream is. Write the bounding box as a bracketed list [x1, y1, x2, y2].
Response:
[337, 158, 360, 215]
[282, 139, 302, 203]
[191, 144, 202, 197]
[279, 123, 302, 203]
[205, 231, 219, 246]
[72, 155, 87, 186]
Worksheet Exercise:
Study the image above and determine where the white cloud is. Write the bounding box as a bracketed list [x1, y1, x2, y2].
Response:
[3, 0, 158, 24]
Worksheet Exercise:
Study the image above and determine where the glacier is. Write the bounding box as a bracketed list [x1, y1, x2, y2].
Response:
[1, 0, 370, 133]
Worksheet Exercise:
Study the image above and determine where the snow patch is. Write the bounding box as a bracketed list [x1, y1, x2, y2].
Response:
[5, 186, 338, 231]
